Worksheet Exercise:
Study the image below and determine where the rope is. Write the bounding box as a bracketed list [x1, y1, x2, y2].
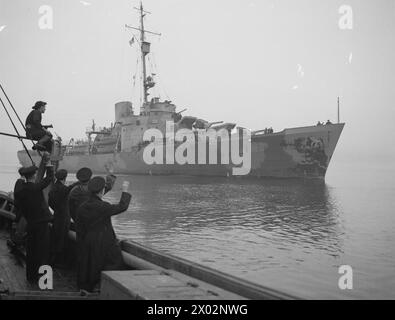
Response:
[0, 96, 35, 166]
[0, 132, 29, 140]
[0, 83, 36, 149]
[151, 52, 171, 100]
[132, 57, 140, 102]
[146, 55, 158, 97]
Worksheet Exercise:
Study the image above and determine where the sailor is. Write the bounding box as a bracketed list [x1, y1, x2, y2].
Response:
[14, 168, 27, 223]
[326, 120, 332, 125]
[68, 167, 93, 224]
[48, 169, 80, 266]
[25, 101, 53, 152]
[69, 169, 117, 224]
[12, 168, 29, 245]
[18, 159, 54, 283]
[75, 176, 131, 292]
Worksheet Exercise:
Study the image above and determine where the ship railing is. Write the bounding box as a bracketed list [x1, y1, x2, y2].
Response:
[86, 126, 109, 134]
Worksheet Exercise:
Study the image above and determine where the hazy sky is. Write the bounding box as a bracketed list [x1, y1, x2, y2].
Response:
[1, 0, 395, 164]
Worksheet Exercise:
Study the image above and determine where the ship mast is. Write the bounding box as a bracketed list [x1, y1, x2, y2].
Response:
[139, 2, 148, 103]
[126, 2, 161, 106]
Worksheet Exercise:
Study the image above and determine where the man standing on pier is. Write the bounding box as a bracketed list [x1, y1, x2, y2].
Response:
[75, 177, 131, 292]
[48, 169, 80, 267]
[68, 167, 93, 224]
[18, 157, 54, 283]
[69, 169, 117, 224]
[13, 170, 25, 221]
[11, 168, 29, 246]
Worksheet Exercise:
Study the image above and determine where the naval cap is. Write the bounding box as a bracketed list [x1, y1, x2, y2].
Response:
[55, 169, 68, 180]
[18, 165, 38, 177]
[88, 176, 106, 194]
[76, 167, 92, 183]
[32, 101, 47, 110]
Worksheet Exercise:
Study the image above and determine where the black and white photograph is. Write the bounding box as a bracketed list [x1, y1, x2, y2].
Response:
[0, 0, 394, 305]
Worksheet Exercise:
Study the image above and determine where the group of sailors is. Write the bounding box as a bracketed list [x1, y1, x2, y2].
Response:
[13, 158, 132, 292]
[263, 127, 274, 134]
[317, 120, 333, 126]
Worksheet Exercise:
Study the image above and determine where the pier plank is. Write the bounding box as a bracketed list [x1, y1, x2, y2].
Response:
[0, 230, 82, 299]
[0, 232, 29, 292]
[100, 270, 245, 300]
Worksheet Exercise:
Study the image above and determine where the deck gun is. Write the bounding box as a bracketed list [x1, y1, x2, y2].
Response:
[172, 109, 187, 122]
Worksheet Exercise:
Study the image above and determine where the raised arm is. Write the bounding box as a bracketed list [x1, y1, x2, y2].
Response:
[104, 174, 117, 195]
[37, 166, 54, 190]
[101, 192, 132, 218]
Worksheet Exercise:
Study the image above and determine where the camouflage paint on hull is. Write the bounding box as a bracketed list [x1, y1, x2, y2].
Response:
[250, 123, 344, 178]
[17, 124, 344, 179]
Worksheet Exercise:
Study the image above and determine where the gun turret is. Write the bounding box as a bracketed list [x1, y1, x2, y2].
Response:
[172, 109, 187, 122]
[175, 108, 187, 115]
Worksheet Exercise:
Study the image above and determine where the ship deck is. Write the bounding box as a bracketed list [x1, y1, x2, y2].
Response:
[0, 230, 97, 300]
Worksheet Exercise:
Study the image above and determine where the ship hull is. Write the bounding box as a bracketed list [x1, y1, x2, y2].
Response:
[17, 124, 344, 179]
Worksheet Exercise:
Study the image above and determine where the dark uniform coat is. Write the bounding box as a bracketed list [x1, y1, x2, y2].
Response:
[25, 109, 46, 140]
[69, 182, 114, 223]
[19, 167, 54, 282]
[13, 178, 25, 223]
[75, 192, 131, 291]
[12, 179, 27, 244]
[48, 181, 79, 258]
[68, 183, 89, 223]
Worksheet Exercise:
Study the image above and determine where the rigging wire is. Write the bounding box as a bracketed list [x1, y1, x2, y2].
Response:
[129, 33, 144, 107]
[128, 29, 165, 106]
[132, 57, 140, 102]
[146, 55, 158, 98]
[118, 26, 128, 93]
[140, 77, 145, 107]
[151, 52, 171, 100]
[0, 95, 35, 165]
[0, 82, 37, 149]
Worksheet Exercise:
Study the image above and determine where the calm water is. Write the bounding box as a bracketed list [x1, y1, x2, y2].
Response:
[1, 161, 394, 299]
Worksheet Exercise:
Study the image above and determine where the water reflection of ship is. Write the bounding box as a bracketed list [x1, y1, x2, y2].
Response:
[111, 177, 342, 256]
[16, 3, 345, 179]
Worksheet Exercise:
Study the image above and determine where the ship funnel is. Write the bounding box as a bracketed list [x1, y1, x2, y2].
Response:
[115, 101, 134, 123]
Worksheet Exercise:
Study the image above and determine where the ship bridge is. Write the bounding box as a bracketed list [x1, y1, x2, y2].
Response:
[142, 98, 176, 116]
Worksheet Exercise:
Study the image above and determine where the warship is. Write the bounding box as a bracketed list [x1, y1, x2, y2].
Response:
[17, 3, 344, 179]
